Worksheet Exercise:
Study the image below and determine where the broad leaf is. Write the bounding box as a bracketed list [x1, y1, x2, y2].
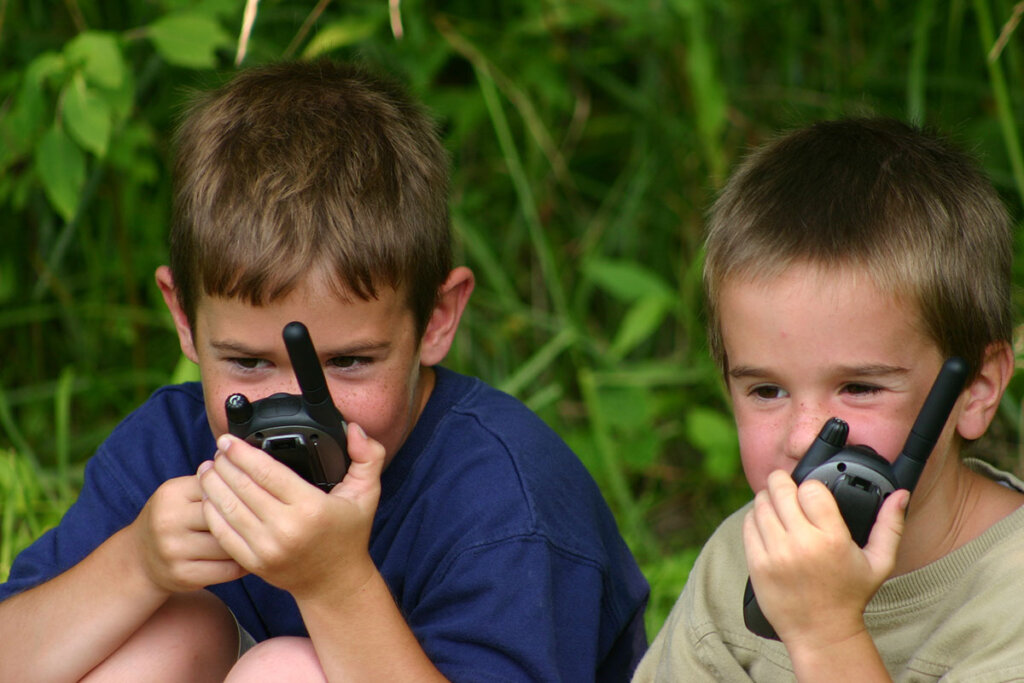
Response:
[35, 125, 86, 221]
[584, 258, 674, 302]
[64, 32, 125, 90]
[147, 13, 231, 69]
[685, 408, 740, 482]
[63, 74, 112, 157]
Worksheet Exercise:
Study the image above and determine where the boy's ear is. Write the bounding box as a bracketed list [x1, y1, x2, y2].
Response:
[155, 266, 199, 364]
[956, 341, 1014, 440]
[419, 266, 475, 367]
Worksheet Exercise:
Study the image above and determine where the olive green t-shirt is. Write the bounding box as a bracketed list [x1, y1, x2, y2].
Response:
[635, 460, 1024, 682]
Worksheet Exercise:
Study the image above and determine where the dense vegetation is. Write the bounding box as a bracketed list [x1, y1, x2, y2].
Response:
[2, 0, 1022, 637]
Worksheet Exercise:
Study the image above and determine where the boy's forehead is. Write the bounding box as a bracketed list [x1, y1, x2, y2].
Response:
[190, 276, 413, 337]
[718, 263, 938, 361]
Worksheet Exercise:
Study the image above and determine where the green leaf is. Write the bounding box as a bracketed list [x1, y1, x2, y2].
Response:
[35, 125, 86, 221]
[147, 13, 231, 69]
[302, 18, 381, 59]
[685, 407, 739, 482]
[170, 353, 200, 384]
[583, 258, 674, 302]
[24, 52, 66, 88]
[63, 74, 112, 157]
[64, 32, 125, 90]
[609, 295, 672, 359]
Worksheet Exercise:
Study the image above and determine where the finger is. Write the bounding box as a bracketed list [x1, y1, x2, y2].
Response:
[184, 529, 237, 561]
[862, 489, 908, 576]
[211, 440, 287, 519]
[796, 479, 847, 535]
[199, 456, 263, 537]
[182, 558, 250, 587]
[749, 487, 786, 549]
[216, 435, 314, 505]
[201, 498, 259, 570]
[330, 422, 386, 497]
[177, 496, 215, 532]
[743, 508, 768, 565]
[764, 470, 807, 533]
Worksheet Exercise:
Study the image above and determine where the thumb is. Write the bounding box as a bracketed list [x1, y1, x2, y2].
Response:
[862, 489, 909, 577]
[329, 422, 386, 496]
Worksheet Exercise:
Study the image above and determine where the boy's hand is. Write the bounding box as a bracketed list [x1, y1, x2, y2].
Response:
[131, 475, 249, 594]
[743, 470, 908, 649]
[197, 423, 386, 602]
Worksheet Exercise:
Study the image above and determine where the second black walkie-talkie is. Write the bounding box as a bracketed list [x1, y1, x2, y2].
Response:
[224, 321, 350, 492]
[742, 357, 970, 640]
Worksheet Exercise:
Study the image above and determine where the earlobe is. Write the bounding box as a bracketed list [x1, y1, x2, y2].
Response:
[419, 267, 475, 367]
[957, 342, 1014, 440]
[155, 266, 200, 364]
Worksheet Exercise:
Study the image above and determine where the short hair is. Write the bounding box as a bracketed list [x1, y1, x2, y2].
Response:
[169, 59, 451, 337]
[704, 118, 1012, 378]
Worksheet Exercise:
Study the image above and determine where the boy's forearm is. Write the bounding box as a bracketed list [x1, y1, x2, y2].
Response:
[0, 525, 170, 683]
[296, 565, 447, 681]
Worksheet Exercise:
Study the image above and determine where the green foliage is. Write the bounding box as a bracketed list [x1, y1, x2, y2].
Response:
[2, 0, 1023, 640]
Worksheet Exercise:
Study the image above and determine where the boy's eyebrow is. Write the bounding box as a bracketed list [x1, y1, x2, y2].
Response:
[728, 364, 911, 380]
[209, 338, 392, 356]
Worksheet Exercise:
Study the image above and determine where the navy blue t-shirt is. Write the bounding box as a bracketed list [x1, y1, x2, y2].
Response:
[1, 367, 649, 681]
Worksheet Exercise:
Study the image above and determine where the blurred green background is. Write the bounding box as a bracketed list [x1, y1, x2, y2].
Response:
[1, 0, 1022, 638]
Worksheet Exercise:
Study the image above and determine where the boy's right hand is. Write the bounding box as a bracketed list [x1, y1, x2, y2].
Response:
[743, 470, 908, 649]
[131, 475, 248, 594]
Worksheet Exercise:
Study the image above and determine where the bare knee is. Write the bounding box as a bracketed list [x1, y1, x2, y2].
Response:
[83, 590, 238, 683]
[226, 636, 326, 682]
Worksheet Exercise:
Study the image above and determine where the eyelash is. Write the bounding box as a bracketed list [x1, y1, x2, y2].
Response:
[843, 383, 883, 396]
[745, 383, 883, 401]
[227, 356, 371, 374]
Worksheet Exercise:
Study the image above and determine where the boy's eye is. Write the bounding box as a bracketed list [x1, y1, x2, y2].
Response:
[750, 384, 789, 400]
[327, 356, 368, 369]
[843, 383, 882, 396]
[230, 357, 269, 371]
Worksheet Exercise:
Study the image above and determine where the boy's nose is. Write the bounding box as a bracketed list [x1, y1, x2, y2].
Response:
[785, 404, 832, 462]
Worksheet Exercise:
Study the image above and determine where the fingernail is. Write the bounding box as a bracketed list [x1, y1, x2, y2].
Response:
[353, 423, 367, 439]
[217, 435, 232, 452]
[197, 460, 213, 476]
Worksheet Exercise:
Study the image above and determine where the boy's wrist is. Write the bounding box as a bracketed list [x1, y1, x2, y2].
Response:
[289, 552, 378, 606]
[787, 620, 891, 683]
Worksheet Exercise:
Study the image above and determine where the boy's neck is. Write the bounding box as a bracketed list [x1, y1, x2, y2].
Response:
[894, 461, 1024, 575]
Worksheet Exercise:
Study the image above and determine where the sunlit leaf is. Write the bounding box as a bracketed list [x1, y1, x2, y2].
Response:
[609, 295, 672, 359]
[147, 13, 231, 69]
[685, 407, 739, 482]
[584, 258, 674, 302]
[302, 18, 381, 59]
[63, 74, 112, 157]
[65, 32, 125, 90]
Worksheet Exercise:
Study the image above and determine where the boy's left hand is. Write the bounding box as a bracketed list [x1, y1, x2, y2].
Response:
[743, 470, 909, 649]
[197, 423, 385, 602]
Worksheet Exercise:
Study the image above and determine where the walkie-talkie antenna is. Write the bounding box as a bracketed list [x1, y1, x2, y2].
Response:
[791, 418, 848, 483]
[891, 357, 970, 492]
[283, 321, 330, 405]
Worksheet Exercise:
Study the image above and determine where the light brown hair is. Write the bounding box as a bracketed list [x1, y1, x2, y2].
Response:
[704, 118, 1012, 378]
[169, 59, 451, 337]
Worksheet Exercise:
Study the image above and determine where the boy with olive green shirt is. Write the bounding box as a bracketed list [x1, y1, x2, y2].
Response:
[636, 118, 1024, 681]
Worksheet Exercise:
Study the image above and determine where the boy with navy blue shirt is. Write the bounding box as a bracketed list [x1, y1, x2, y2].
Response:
[0, 60, 648, 681]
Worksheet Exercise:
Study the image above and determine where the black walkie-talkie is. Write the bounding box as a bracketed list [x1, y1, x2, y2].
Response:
[742, 357, 970, 639]
[224, 321, 350, 492]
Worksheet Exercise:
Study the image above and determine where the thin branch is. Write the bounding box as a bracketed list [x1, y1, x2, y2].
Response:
[390, 0, 403, 40]
[236, 0, 260, 66]
[284, 0, 333, 59]
[988, 1, 1024, 62]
